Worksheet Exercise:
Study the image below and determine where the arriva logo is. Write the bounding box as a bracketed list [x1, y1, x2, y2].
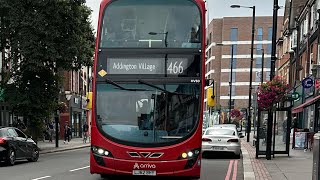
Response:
[133, 163, 156, 169]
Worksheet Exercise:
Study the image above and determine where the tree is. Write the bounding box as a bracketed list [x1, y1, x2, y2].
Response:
[230, 109, 243, 126]
[0, 0, 95, 141]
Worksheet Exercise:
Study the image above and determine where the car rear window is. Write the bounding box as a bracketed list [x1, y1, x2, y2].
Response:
[205, 129, 235, 136]
[0, 129, 5, 137]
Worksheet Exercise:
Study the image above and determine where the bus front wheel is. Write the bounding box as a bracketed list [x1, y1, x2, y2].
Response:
[190, 177, 200, 180]
[100, 174, 108, 179]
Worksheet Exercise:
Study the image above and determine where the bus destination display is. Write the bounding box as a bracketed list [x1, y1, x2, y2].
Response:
[107, 58, 192, 75]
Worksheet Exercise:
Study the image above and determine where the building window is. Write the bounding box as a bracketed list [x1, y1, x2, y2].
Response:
[231, 82, 236, 96]
[267, 44, 272, 54]
[232, 72, 236, 83]
[266, 57, 271, 68]
[268, 27, 272, 41]
[291, 30, 297, 48]
[257, 27, 263, 41]
[230, 28, 237, 83]
[256, 71, 262, 82]
[255, 44, 263, 68]
[266, 71, 271, 81]
[230, 45, 237, 68]
[230, 28, 238, 41]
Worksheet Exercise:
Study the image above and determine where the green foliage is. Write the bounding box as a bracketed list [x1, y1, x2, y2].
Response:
[0, 0, 95, 139]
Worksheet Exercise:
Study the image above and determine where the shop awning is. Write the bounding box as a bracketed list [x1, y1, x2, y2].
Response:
[292, 95, 320, 113]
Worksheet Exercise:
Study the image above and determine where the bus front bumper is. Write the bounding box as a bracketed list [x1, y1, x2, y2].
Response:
[90, 153, 201, 177]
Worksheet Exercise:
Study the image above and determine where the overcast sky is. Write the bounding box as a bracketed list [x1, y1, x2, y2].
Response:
[85, 0, 286, 33]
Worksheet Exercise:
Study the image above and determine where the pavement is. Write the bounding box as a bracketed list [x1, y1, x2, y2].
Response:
[37, 138, 90, 154]
[241, 131, 313, 180]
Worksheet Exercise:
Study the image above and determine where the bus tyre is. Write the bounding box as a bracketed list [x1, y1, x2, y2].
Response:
[190, 176, 200, 180]
[100, 174, 108, 179]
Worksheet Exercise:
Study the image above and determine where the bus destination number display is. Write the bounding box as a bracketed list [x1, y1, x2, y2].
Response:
[107, 58, 191, 75]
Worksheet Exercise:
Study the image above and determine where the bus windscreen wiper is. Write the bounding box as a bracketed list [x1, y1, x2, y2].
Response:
[137, 79, 192, 95]
[105, 78, 149, 91]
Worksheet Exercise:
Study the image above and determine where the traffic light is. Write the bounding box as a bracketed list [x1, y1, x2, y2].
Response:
[86, 92, 92, 109]
[207, 87, 215, 107]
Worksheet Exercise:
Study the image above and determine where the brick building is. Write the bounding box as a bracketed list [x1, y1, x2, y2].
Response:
[205, 16, 283, 112]
[278, 0, 320, 132]
[60, 68, 92, 138]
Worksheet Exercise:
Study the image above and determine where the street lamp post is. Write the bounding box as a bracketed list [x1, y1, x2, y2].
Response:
[231, 4, 255, 142]
[229, 45, 234, 123]
[259, 48, 265, 85]
[217, 43, 234, 123]
[266, 0, 279, 160]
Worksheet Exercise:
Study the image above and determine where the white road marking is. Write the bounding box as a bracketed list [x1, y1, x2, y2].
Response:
[69, 165, 90, 172]
[31, 176, 51, 180]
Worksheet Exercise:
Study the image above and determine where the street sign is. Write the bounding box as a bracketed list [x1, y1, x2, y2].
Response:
[315, 79, 320, 89]
[302, 77, 314, 88]
[291, 92, 300, 100]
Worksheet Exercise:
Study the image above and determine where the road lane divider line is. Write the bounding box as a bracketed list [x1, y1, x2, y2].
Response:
[232, 160, 238, 180]
[69, 165, 90, 172]
[225, 160, 234, 180]
[31, 176, 51, 180]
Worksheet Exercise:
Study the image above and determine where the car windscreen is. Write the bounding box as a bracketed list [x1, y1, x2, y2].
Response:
[205, 129, 236, 136]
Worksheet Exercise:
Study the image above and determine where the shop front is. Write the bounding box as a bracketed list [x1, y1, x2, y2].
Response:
[69, 95, 86, 138]
[292, 76, 318, 132]
[291, 77, 320, 151]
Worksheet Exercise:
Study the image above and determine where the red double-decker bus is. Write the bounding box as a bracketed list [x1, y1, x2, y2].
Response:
[90, 0, 206, 178]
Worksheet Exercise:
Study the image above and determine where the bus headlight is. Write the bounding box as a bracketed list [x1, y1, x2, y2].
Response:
[91, 146, 113, 157]
[178, 148, 201, 169]
[179, 148, 201, 159]
[97, 148, 104, 155]
[181, 152, 188, 158]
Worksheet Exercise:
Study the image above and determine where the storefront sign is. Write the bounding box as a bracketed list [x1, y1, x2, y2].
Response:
[302, 77, 314, 89]
[294, 132, 307, 149]
[74, 98, 79, 104]
[315, 79, 320, 90]
[291, 92, 300, 100]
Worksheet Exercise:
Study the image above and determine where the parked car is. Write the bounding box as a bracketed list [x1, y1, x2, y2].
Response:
[214, 124, 242, 133]
[0, 127, 39, 165]
[202, 126, 244, 158]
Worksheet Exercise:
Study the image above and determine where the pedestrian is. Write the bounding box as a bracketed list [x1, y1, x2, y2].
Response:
[282, 118, 287, 143]
[16, 119, 27, 133]
[83, 121, 89, 143]
[64, 123, 71, 144]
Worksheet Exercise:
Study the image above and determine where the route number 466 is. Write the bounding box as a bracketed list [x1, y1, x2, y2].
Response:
[167, 62, 184, 74]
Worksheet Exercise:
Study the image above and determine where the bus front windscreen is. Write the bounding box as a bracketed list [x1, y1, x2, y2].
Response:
[100, 0, 201, 48]
[96, 83, 200, 146]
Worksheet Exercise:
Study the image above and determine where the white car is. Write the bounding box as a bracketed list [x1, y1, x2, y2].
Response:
[202, 127, 244, 158]
[214, 124, 242, 132]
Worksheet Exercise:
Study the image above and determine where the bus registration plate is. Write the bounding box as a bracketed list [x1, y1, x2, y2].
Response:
[132, 170, 156, 176]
